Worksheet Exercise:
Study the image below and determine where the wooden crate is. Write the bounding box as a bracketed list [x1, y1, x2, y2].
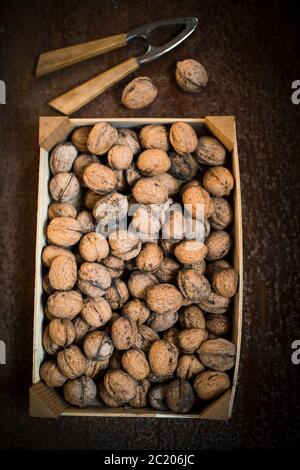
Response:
[30, 116, 243, 419]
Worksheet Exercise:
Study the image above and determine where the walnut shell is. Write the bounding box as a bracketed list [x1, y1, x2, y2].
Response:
[47, 217, 82, 247]
[84, 190, 102, 210]
[149, 340, 178, 376]
[42, 274, 54, 295]
[177, 269, 210, 302]
[154, 257, 180, 283]
[57, 345, 87, 379]
[211, 267, 238, 298]
[87, 122, 118, 155]
[132, 178, 168, 204]
[198, 290, 230, 314]
[84, 358, 109, 378]
[195, 136, 226, 166]
[77, 262, 111, 297]
[197, 338, 236, 371]
[81, 297, 112, 328]
[146, 283, 182, 314]
[140, 125, 169, 151]
[122, 77, 158, 109]
[170, 122, 198, 155]
[109, 350, 123, 369]
[179, 305, 206, 329]
[109, 229, 139, 256]
[126, 163, 142, 186]
[48, 318, 75, 347]
[122, 299, 150, 325]
[163, 327, 180, 349]
[42, 325, 60, 356]
[71, 126, 92, 151]
[48, 202, 77, 220]
[206, 314, 231, 336]
[93, 192, 128, 226]
[111, 317, 138, 350]
[47, 290, 83, 320]
[49, 142, 78, 175]
[166, 379, 195, 413]
[73, 316, 94, 343]
[178, 328, 208, 354]
[134, 325, 159, 352]
[104, 369, 137, 404]
[121, 348, 150, 380]
[107, 144, 133, 170]
[83, 331, 114, 361]
[203, 166, 234, 197]
[64, 376, 97, 407]
[194, 370, 230, 400]
[149, 384, 168, 410]
[176, 355, 205, 380]
[83, 163, 117, 195]
[135, 242, 163, 273]
[42, 245, 76, 267]
[116, 128, 141, 155]
[174, 240, 208, 264]
[40, 360, 67, 387]
[49, 172, 80, 202]
[128, 378, 151, 408]
[206, 260, 231, 280]
[169, 152, 198, 181]
[184, 259, 206, 276]
[73, 153, 99, 185]
[101, 254, 125, 279]
[205, 230, 232, 261]
[128, 272, 158, 299]
[176, 59, 208, 93]
[182, 184, 213, 219]
[76, 210, 95, 233]
[104, 279, 129, 309]
[48, 254, 77, 291]
[137, 149, 171, 177]
[154, 173, 183, 196]
[131, 204, 161, 237]
[147, 311, 178, 332]
[210, 197, 233, 230]
[79, 232, 109, 262]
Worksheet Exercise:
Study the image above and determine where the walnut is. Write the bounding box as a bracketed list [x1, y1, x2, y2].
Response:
[77, 262, 111, 297]
[83, 162, 117, 195]
[47, 290, 83, 320]
[137, 149, 171, 177]
[146, 283, 182, 314]
[73, 153, 99, 185]
[116, 128, 141, 155]
[79, 232, 109, 262]
[122, 299, 150, 325]
[197, 338, 236, 371]
[42, 325, 60, 356]
[131, 204, 161, 237]
[85, 359, 109, 379]
[104, 279, 129, 309]
[154, 173, 182, 196]
[162, 327, 180, 349]
[73, 316, 94, 343]
[76, 210, 95, 233]
[101, 254, 125, 279]
[98, 382, 119, 407]
[176, 355, 205, 380]
[210, 197, 233, 230]
[170, 122, 198, 155]
[194, 136, 226, 166]
[104, 369, 138, 405]
[87, 122, 118, 155]
[198, 290, 230, 314]
[166, 379, 195, 413]
[179, 305, 206, 329]
[168, 152, 198, 181]
[211, 267, 238, 298]
[128, 271, 158, 299]
[126, 163, 142, 186]
[205, 230, 232, 261]
[64, 376, 97, 407]
[49, 142, 78, 175]
[84, 190, 102, 210]
[109, 229, 140, 260]
[48, 202, 77, 220]
[203, 166, 234, 197]
[57, 345, 87, 379]
[48, 254, 77, 291]
[176, 59, 208, 93]
[206, 314, 231, 336]
[47, 217, 82, 247]
[193, 370, 230, 400]
[139, 125, 169, 151]
[177, 269, 210, 302]
[148, 384, 168, 410]
[107, 144, 133, 170]
[132, 178, 168, 204]
[83, 331, 114, 361]
[147, 311, 178, 332]
[135, 242, 163, 273]
[111, 317, 138, 350]
[40, 360, 67, 387]
[159, 239, 179, 257]
[43, 274, 54, 295]
[178, 328, 208, 354]
[154, 257, 180, 283]
[71, 125, 92, 150]
[174, 240, 207, 264]
[42, 245, 76, 267]
[184, 259, 206, 276]
[205, 260, 231, 279]
[93, 192, 128, 226]
[48, 318, 75, 347]
[128, 378, 150, 408]
[49, 172, 80, 202]
[121, 348, 150, 380]
[148, 340, 178, 376]
[122, 77, 158, 109]
[81, 297, 112, 328]
[182, 183, 213, 219]
[134, 324, 159, 351]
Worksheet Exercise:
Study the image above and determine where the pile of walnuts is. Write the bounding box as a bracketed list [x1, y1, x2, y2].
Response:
[40, 120, 238, 414]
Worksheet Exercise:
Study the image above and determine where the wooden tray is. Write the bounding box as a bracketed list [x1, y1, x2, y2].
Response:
[30, 116, 243, 419]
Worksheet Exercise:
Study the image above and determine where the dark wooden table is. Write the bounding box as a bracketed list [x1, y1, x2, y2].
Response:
[0, 0, 300, 450]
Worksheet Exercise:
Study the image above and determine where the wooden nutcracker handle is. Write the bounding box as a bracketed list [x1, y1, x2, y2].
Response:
[36, 33, 127, 77]
[48, 57, 139, 115]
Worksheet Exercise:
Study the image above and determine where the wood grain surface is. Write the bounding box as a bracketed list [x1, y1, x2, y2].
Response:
[0, 0, 300, 450]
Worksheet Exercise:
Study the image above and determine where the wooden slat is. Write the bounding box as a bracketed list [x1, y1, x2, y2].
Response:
[39, 116, 74, 151]
[30, 382, 68, 418]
